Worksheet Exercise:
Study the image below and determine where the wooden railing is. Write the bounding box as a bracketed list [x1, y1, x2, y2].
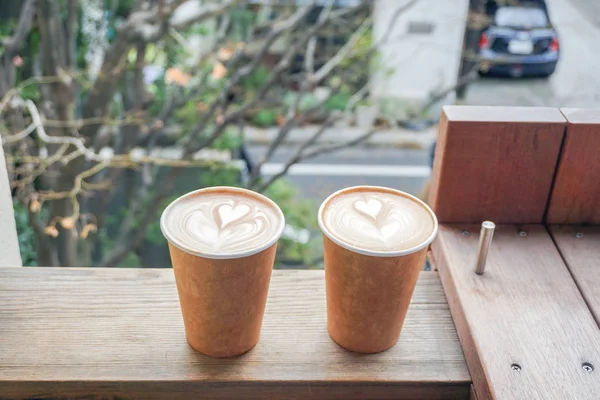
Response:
[429, 106, 600, 400]
[1, 106, 600, 399]
[0, 268, 469, 399]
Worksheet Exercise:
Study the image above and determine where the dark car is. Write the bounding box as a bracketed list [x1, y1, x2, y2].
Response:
[479, 5, 559, 78]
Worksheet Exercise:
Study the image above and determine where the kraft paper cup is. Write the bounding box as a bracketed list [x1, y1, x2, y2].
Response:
[161, 187, 285, 358]
[318, 186, 438, 354]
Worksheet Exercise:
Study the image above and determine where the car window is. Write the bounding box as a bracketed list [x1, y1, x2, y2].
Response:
[495, 7, 549, 29]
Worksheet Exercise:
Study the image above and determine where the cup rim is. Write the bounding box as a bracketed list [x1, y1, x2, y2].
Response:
[317, 186, 438, 257]
[160, 186, 286, 260]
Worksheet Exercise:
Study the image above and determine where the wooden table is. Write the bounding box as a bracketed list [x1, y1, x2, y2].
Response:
[0, 267, 470, 400]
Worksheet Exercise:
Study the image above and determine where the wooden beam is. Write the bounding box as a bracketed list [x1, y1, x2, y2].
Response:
[428, 106, 565, 223]
[0, 268, 470, 400]
[547, 109, 600, 224]
[431, 224, 600, 400]
[469, 384, 479, 400]
[550, 226, 600, 327]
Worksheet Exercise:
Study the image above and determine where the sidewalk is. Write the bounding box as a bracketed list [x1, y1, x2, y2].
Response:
[243, 125, 437, 149]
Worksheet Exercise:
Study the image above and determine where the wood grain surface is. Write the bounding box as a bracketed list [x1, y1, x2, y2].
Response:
[431, 224, 600, 400]
[469, 385, 479, 400]
[551, 226, 600, 327]
[0, 267, 469, 400]
[546, 109, 600, 224]
[428, 106, 565, 223]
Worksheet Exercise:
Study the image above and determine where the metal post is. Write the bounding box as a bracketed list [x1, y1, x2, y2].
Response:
[474, 221, 495, 275]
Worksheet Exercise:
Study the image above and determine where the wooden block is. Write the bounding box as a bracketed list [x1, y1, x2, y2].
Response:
[431, 224, 600, 400]
[0, 268, 470, 400]
[547, 109, 600, 224]
[428, 106, 565, 223]
[469, 385, 479, 400]
[550, 226, 600, 327]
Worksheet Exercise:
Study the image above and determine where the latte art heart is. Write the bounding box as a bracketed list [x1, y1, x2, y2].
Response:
[162, 189, 281, 255]
[354, 199, 382, 219]
[215, 203, 251, 228]
[322, 189, 435, 252]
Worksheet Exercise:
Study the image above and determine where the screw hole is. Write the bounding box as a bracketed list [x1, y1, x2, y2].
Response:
[519, 231, 527, 237]
[582, 362, 594, 372]
[462, 230, 470, 236]
[576, 232, 584, 239]
[511, 363, 521, 371]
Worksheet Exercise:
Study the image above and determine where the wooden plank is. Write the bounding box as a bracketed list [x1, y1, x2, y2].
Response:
[550, 226, 600, 327]
[547, 109, 600, 224]
[428, 106, 565, 223]
[431, 224, 600, 400]
[469, 385, 479, 400]
[0, 268, 469, 400]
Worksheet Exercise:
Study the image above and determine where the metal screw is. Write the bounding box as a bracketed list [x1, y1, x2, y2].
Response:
[511, 363, 521, 371]
[519, 231, 527, 237]
[582, 362, 594, 372]
[462, 230, 470, 236]
[475, 221, 495, 275]
[576, 232, 584, 239]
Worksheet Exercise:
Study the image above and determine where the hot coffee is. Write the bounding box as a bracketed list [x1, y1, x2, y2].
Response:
[320, 186, 436, 255]
[318, 186, 438, 353]
[161, 187, 284, 258]
[161, 187, 284, 357]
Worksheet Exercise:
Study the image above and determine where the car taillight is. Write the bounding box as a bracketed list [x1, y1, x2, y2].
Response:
[550, 37, 559, 52]
[479, 33, 490, 49]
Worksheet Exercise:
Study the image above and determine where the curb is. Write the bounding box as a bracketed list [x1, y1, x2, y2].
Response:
[244, 125, 437, 149]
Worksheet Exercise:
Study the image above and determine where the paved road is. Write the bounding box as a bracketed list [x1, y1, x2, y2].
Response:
[248, 145, 431, 205]
[466, 0, 600, 107]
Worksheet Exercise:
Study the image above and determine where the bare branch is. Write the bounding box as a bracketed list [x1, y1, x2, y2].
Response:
[311, 17, 372, 84]
[2, 0, 37, 56]
[375, 0, 419, 47]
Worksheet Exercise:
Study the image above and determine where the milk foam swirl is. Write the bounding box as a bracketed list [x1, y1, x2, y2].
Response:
[321, 188, 435, 253]
[161, 188, 283, 257]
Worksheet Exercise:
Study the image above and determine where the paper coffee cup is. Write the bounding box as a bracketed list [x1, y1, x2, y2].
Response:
[318, 186, 438, 353]
[161, 186, 285, 357]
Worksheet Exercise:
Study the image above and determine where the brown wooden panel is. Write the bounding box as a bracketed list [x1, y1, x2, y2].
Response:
[547, 109, 600, 224]
[431, 224, 600, 400]
[0, 268, 469, 400]
[428, 106, 565, 223]
[551, 226, 600, 327]
[469, 385, 479, 400]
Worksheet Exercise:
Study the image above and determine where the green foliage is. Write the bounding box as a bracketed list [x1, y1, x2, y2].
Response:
[264, 179, 319, 267]
[241, 66, 270, 92]
[283, 92, 319, 113]
[324, 91, 351, 112]
[252, 109, 279, 127]
[118, 252, 143, 268]
[200, 164, 242, 187]
[13, 201, 41, 266]
[211, 128, 243, 150]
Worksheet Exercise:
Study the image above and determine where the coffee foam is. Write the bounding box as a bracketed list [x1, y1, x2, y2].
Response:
[320, 187, 436, 254]
[161, 187, 284, 258]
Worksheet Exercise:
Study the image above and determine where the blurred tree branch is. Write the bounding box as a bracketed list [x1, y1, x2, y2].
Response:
[1, 0, 442, 267]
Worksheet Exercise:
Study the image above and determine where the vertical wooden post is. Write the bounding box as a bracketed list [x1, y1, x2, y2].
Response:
[429, 106, 565, 223]
[546, 108, 600, 224]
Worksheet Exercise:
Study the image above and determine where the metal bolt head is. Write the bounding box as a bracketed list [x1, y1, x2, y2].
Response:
[576, 232, 584, 239]
[582, 362, 594, 372]
[462, 230, 470, 236]
[519, 231, 527, 237]
[511, 363, 521, 371]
